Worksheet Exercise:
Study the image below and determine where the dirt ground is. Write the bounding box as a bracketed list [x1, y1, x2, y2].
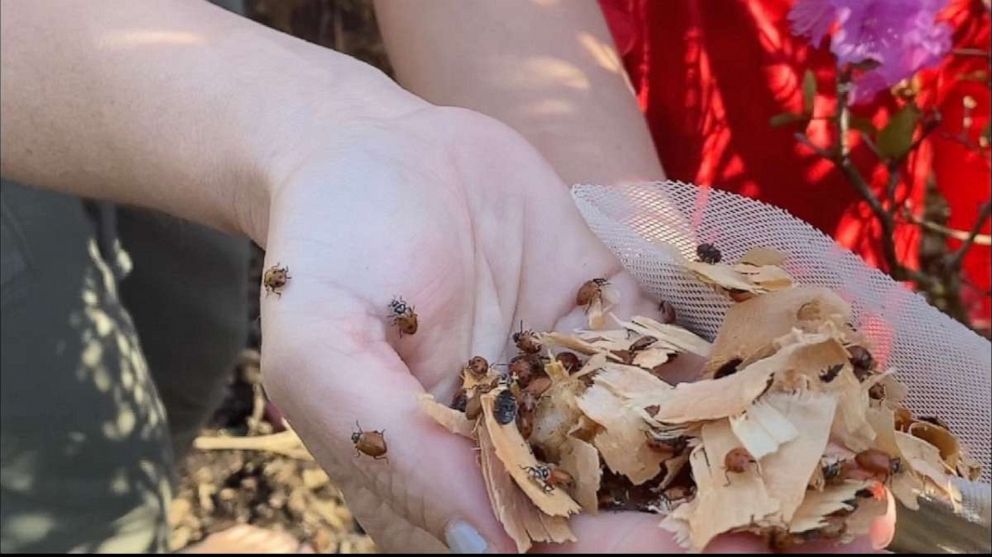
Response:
[167, 345, 375, 553]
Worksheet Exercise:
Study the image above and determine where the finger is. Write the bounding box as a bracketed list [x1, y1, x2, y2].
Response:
[531, 511, 771, 553]
[260, 293, 513, 553]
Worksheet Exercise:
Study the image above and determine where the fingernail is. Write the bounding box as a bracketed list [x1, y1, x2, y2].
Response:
[445, 520, 489, 553]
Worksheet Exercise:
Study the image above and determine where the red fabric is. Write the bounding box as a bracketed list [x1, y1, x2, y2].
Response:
[599, 0, 991, 324]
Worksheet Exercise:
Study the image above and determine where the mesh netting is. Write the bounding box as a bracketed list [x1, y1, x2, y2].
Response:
[572, 181, 992, 485]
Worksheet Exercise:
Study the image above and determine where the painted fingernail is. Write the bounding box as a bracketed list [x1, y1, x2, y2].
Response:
[445, 520, 489, 553]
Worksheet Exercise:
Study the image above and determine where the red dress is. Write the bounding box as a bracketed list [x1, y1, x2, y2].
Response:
[599, 0, 991, 325]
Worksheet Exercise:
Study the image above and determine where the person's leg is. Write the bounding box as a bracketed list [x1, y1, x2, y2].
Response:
[116, 207, 250, 460]
[1, 180, 173, 553]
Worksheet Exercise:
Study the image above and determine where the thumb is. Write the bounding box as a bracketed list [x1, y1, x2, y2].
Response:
[260, 291, 513, 553]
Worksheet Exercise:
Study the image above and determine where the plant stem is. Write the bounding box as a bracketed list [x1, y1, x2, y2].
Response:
[947, 201, 992, 269]
[832, 72, 906, 280]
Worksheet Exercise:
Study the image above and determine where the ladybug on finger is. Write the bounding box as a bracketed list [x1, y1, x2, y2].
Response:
[352, 421, 389, 461]
[388, 296, 419, 336]
[263, 264, 291, 296]
[575, 278, 610, 310]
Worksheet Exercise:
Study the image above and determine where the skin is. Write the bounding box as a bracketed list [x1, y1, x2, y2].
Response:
[1, 0, 895, 552]
[373, 0, 665, 187]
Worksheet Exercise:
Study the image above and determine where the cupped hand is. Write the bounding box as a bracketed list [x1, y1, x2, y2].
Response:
[256, 106, 894, 553]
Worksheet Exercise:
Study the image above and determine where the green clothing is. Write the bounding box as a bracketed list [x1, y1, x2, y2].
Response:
[1, 180, 248, 552]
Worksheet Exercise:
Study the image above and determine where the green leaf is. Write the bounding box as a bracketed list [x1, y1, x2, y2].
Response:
[802, 70, 817, 116]
[849, 116, 878, 138]
[877, 105, 920, 159]
[770, 112, 805, 128]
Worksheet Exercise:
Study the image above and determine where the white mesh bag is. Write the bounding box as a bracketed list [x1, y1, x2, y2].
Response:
[571, 180, 992, 494]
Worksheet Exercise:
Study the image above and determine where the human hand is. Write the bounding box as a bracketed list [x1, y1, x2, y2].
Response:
[256, 106, 895, 553]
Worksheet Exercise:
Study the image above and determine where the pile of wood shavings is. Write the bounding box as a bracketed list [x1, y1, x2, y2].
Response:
[420, 247, 981, 552]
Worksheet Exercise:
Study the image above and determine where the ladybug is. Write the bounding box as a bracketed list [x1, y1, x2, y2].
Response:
[555, 352, 581, 373]
[819, 364, 844, 383]
[263, 264, 291, 296]
[918, 416, 950, 430]
[523, 376, 552, 398]
[847, 345, 875, 381]
[576, 278, 610, 308]
[547, 466, 574, 489]
[724, 447, 756, 482]
[695, 243, 722, 264]
[351, 422, 388, 461]
[465, 395, 483, 420]
[854, 449, 901, 481]
[512, 322, 542, 354]
[629, 336, 658, 353]
[821, 459, 844, 482]
[509, 355, 542, 385]
[467, 356, 489, 378]
[450, 389, 468, 412]
[493, 389, 518, 425]
[388, 296, 418, 336]
[662, 485, 695, 504]
[658, 300, 677, 324]
[522, 465, 554, 493]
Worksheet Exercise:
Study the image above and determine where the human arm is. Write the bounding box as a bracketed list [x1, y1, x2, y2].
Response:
[373, 0, 664, 187]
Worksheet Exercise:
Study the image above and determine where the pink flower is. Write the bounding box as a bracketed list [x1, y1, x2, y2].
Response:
[788, 0, 953, 104]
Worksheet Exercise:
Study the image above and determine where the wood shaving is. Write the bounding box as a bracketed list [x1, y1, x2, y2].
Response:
[594, 363, 672, 401]
[633, 330, 844, 424]
[477, 417, 575, 552]
[704, 287, 851, 375]
[558, 437, 602, 514]
[740, 246, 787, 267]
[480, 390, 582, 516]
[894, 431, 961, 505]
[530, 378, 588, 461]
[577, 381, 666, 485]
[618, 315, 713, 357]
[908, 422, 960, 471]
[730, 396, 800, 460]
[789, 480, 872, 533]
[686, 424, 781, 551]
[755, 392, 838, 522]
[417, 394, 476, 439]
[416, 252, 979, 552]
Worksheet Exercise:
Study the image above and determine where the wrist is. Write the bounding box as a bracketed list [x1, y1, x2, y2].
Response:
[234, 54, 428, 246]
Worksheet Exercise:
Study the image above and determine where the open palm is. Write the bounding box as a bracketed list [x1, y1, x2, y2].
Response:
[257, 107, 891, 553]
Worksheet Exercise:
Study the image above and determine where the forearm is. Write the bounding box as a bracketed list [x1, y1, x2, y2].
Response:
[373, 0, 663, 186]
[0, 0, 424, 243]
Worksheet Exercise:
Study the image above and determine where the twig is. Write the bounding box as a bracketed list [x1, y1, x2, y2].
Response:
[903, 211, 992, 245]
[831, 73, 906, 280]
[794, 132, 834, 159]
[194, 429, 314, 461]
[947, 201, 992, 269]
[333, 0, 344, 53]
[952, 48, 991, 58]
[884, 161, 902, 208]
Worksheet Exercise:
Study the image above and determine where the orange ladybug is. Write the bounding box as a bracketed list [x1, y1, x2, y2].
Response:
[352, 422, 388, 461]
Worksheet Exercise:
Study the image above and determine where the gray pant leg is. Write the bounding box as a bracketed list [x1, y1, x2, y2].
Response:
[116, 208, 250, 460]
[1, 181, 172, 553]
